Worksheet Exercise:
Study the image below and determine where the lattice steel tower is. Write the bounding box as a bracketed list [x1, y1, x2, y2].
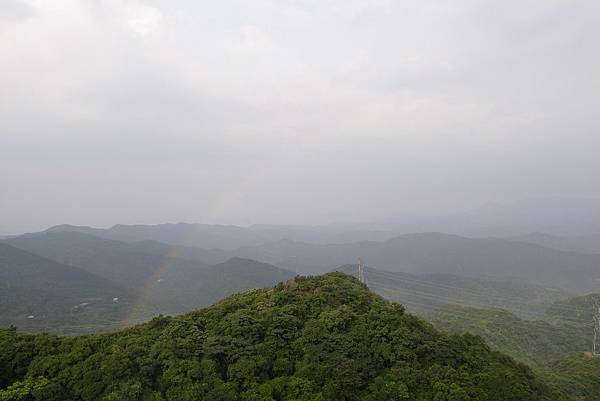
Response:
[357, 258, 365, 284]
[593, 296, 600, 356]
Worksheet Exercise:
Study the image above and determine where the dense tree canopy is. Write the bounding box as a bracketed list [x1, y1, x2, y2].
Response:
[0, 273, 556, 401]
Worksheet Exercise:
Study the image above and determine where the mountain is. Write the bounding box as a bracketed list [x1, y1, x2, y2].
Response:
[336, 265, 570, 318]
[0, 273, 556, 401]
[510, 232, 600, 254]
[225, 233, 600, 292]
[0, 243, 130, 333]
[42, 223, 267, 249]
[126, 257, 295, 323]
[3, 232, 296, 329]
[40, 223, 398, 249]
[4, 231, 213, 289]
[10, 230, 600, 293]
[17, 196, 600, 246]
[426, 296, 600, 401]
[427, 305, 589, 368]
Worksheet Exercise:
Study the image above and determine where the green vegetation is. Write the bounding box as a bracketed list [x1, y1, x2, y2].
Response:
[538, 354, 600, 401]
[0, 273, 554, 401]
[427, 305, 589, 368]
[426, 300, 600, 401]
[0, 234, 294, 333]
[0, 243, 129, 334]
[545, 293, 597, 325]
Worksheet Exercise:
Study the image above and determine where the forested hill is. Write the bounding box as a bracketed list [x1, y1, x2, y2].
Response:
[426, 302, 600, 401]
[0, 243, 129, 332]
[0, 273, 556, 401]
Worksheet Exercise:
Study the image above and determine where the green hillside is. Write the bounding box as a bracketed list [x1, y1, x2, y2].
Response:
[0, 273, 554, 401]
[545, 293, 598, 325]
[538, 354, 600, 401]
[426, 300, 600, 400]
[427, 305, 589, 368]
[0, 243, 130, 334]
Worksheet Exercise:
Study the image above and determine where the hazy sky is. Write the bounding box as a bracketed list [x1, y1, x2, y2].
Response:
[1, 0, 599, 233]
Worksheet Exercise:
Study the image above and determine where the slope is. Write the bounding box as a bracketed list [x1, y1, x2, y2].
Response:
[128, 257, 295, 323]
[426, 298, 600, 401]
[538, 354, 600, 401]
[544, 293, 598, 325]
[3, 232, 297, 330]
[4, 231, 213, 289]
[0, 243, 130, 334]
[427, 305, 589, 368]
[0, 273, 555, 401]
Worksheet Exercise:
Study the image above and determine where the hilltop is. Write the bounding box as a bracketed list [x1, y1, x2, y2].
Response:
[0, 273, 554, 401]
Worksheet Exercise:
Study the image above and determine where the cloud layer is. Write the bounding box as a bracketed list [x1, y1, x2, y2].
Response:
[1, 0, 599, 233]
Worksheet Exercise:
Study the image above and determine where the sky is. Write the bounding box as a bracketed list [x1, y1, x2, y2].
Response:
[1, 0, 599, 234]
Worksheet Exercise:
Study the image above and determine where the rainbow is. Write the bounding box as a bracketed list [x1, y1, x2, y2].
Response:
[122, 243, 185, 327]
[121, 188, 255, 326]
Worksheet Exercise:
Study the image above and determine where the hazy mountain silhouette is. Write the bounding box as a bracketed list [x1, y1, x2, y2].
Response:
[225, 233, 600, 292]
[2, 233, 296, 329]
[9, 230, 600, 293]
[40, 223, 397, 249]
[0, 243, 129, 332]
[509, 232, 600, 254]
[336, 265, 570, 318]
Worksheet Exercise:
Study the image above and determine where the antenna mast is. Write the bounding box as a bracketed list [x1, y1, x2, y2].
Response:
[593, 296, 600, 356]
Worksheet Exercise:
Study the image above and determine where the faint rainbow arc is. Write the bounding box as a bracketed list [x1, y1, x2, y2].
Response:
[122, 243, 185, 327]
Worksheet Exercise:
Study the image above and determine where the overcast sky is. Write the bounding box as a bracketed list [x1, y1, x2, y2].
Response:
[1, 0, 599, 233]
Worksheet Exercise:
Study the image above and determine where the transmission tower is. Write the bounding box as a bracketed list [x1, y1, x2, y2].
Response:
[357, 258, 365, 284]
[593, 296, 600, 356]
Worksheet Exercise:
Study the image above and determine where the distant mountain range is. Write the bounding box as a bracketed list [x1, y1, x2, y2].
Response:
[6, 197, 599, 246]
[38, 223, 397, 249]
[222, 233, 600, 292]
[0, 233, 295, 333]
[4, 224, 600, 333]
[7, 229, 600, 293]
[509, 232, 600, 254]
[336, 265, 570, 318]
